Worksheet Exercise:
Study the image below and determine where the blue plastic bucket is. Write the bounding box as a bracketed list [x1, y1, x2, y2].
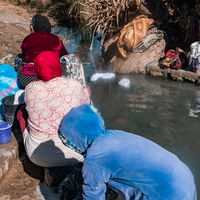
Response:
[0, 121, 12, 144]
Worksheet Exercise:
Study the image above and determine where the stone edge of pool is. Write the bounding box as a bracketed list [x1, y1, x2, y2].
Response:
[146, 61, 200, 84]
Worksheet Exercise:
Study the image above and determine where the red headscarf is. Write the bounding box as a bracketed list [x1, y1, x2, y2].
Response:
[34, 51, 62, 82]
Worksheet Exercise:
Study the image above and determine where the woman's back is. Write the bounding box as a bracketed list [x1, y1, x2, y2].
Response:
[25, 77, 90, 140]
[21, 31, 67, 63]
[21, 31, 68, 76]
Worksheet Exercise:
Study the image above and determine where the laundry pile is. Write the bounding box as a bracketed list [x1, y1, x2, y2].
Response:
[0, 64, 20, 120]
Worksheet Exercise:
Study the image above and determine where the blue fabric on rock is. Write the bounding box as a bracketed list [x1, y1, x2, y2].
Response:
[59, 104, 197, 200]
[0, 64, 20, 119]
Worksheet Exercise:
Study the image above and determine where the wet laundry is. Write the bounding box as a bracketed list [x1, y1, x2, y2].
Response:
[90, 73, 115, 81]
[13, 89, 25, 105]
[119, 78, 130, 88]
[132, 29, 165, 53]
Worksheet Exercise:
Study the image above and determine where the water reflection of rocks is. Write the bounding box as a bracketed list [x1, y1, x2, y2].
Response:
[90, 74, 183, 153]
[187, 91, 200, 117]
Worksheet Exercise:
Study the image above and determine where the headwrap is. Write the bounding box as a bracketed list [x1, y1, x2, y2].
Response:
[31, 15, 51, 33]
[34, 51, 62, 82]
[59, 104, 106, 154]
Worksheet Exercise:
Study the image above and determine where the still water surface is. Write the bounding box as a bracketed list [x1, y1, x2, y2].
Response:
[53, 26, 200, 199]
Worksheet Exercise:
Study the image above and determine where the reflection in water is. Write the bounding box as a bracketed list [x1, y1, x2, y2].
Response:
[187, 99, 200, 117]
[128, 103, 154, 109]
[55, 26, 200, 199]
[90, 75, 200, 199]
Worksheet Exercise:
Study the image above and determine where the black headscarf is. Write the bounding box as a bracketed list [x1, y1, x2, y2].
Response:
[32, 15, 51, 33]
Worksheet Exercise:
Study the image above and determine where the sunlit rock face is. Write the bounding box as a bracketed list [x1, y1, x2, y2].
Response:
[102, 34, 166, 74]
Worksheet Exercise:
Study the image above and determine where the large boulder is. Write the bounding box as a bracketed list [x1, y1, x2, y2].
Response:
[102, 34, 166, 74]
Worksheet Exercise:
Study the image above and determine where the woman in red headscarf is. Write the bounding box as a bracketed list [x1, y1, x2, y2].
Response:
[18, 51, 90, 169]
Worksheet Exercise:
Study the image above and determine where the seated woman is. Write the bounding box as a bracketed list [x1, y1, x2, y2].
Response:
[18, 51, 90, 168]
[58, 104, 197, 200]
[15, 14, 69, 89]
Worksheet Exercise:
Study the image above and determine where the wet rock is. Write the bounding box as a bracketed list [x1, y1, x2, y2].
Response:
[103, 38, 166, 74]
[146, 62, 200, 84]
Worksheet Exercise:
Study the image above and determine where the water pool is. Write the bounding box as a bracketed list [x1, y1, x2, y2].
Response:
[53, 26, 200, 199]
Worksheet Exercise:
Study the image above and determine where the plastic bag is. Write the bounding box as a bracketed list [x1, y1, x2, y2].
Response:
[0, 64, 20, 119]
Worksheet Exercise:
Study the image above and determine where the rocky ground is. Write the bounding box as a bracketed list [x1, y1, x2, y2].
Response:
[0, 2, 55, 199]
[0, 150, 45, 200]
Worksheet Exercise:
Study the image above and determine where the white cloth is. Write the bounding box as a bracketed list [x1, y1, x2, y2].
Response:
[187, 99, 200, 118]
[119, 78, 130, 88]
[0, 54, 13, 64]
[14, 89, 25, 105]
[90, 73, 115, 81]
[23, 128, 84, 167]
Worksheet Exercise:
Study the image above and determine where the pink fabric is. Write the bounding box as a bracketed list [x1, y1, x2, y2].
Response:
[86, 85, 91, 97]
[25, 77, 90, 139]
[34, 51, 62, 82]
[17, 105, 28, 134]
[21, 31, 68, 76]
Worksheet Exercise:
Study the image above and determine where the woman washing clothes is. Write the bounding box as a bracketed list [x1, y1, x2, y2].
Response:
[58, 104, 197, 200]
[17, 51, 90, 168]
[15, 14, 85, 89]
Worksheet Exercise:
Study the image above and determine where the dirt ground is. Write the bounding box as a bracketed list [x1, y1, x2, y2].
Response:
[0, 151, 45, 200]
[0, 1, 31, 66]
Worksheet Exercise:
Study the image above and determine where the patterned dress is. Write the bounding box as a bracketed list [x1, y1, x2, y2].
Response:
[23, 77, 90, 167]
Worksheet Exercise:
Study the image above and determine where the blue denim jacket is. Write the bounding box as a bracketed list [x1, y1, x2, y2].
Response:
[59, 104, 197, 200]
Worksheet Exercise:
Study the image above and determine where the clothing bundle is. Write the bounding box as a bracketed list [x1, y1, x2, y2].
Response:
[117, 15, 154, 57]
[160, 47, 188, 70]
[132, 29, 165, 53]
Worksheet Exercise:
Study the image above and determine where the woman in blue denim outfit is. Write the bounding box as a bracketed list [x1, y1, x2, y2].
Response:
[59, 104, 197, 200]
